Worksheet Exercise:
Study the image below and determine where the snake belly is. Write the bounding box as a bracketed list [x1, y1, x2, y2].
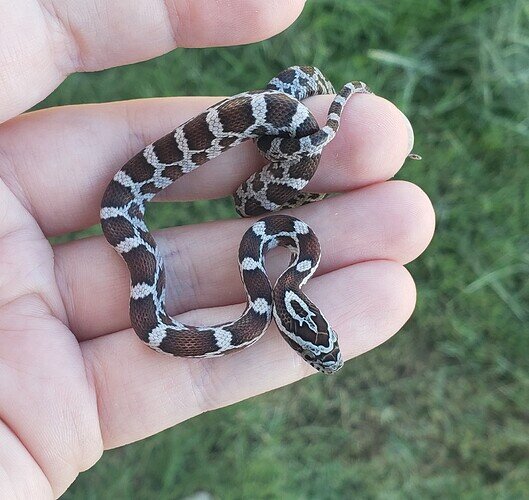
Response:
[101, 66, 371, 374]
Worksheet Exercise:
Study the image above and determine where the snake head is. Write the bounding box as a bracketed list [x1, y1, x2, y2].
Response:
[300, 332, 343, 374]
[276, 289, 344, 374]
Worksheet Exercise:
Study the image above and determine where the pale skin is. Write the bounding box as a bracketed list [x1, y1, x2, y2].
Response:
[0, 0, 435, 497]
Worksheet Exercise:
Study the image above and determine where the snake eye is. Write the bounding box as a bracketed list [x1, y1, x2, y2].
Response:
[301, 349, 315, 361]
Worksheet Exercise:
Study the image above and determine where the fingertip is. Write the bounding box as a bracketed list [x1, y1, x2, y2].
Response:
[305, 93, 413, 190]
[354, 95, 412, 180]
[338, 261, 417, 360]
[240, 0, 307, 45]
[393, 263, 418, 323]
[400, 110, 415, 155]
[369, 180, 436, 264]
[170, 0, 307, 48]
[394, 181, 436, 262]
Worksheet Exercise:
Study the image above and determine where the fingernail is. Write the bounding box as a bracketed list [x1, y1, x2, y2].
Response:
[400, 111, 415, 154]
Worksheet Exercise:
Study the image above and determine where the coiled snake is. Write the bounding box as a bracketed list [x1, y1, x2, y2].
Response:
[101, 66, 374, 374]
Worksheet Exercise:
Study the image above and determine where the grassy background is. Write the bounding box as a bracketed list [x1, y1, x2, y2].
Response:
[42, 0, 529, 498]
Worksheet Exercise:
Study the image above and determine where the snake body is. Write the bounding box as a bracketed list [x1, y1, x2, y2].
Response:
[101, 66, 371, 373]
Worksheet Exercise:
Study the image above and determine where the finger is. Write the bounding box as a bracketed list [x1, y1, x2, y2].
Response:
[0, 419, 53, 499]
[1, 93, 412, 236]
[0, 294, 103, 497]
[82, 260, 416, 449]
[55, 181, 434, 340]
[0, 0, 305, 122]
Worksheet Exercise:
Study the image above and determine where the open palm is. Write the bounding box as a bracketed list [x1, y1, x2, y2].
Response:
[0, 1, 434, 497]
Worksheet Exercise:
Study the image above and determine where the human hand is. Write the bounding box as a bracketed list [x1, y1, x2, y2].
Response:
[0, 1, 434, 497]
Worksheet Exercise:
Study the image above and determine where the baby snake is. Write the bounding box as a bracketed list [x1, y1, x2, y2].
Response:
[101, 66, 375, 374]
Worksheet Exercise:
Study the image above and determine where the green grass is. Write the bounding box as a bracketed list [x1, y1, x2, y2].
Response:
[42, 0, 529, 497]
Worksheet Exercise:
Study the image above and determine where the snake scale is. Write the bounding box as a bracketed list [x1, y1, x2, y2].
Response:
[101, 66, 373, 374]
